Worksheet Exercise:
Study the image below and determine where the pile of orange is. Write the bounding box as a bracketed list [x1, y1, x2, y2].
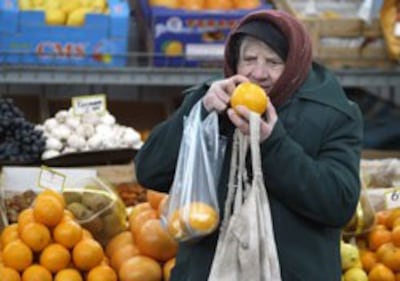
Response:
[105, 189, 177, 281]
[356, 208, 400, 280]
[0, 188, 116, 281]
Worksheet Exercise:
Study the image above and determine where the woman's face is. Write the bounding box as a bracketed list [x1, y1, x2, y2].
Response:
[237, 36, 286, 93]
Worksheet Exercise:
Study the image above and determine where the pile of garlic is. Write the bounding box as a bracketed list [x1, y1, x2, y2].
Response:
[38, 109, 143, 160]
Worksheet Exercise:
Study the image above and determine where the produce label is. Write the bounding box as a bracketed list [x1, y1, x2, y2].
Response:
[72, 94, 107, 116]
[385, 188, 400, 209]
[38, 166, 66, 192]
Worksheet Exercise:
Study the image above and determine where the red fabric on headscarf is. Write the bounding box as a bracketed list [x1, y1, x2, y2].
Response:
[224, 10, 313, 107]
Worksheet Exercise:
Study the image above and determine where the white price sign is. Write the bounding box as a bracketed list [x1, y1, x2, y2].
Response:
[72, 94, 106, 116]
[385, 188, 400, 209]
[38, 166, 66, 192]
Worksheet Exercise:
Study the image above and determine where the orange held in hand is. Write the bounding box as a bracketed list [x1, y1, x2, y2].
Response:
[230, 82, 268, 115]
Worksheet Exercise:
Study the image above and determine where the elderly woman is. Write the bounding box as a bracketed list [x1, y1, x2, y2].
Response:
[135, 9, 363, 281]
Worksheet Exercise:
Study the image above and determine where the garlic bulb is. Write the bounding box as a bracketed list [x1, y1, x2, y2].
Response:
[42, 150, 60, 159]
[67, 135, 86, 150]
[46, 137, 63, 151]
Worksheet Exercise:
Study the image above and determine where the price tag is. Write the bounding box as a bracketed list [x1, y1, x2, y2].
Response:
[72, 94, 106, 116]
[38, 166, 66, 192]
[395, 22, 400, 37]
[385, 188, 400, 209]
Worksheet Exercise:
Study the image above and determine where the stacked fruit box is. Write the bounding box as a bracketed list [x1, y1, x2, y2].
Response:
[271, 0, 393, 69]
[0, 0, 130, 67]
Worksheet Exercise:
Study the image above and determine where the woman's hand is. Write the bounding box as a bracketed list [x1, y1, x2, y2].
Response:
[227, 103, 278, 142]
[202, 75, 248, 113]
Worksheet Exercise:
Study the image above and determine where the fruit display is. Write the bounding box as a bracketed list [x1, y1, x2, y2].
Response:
[0, 189, 117, 281]
[0, 98, 46, 163]
[149, 0, 261, 10]
[18, 0, 109, 26]
[4, 190, 37, 224]
[39, 108, 142, 160]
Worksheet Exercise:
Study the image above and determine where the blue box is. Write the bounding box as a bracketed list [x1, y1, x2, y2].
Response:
[139, 0, 273, 67]
[0, 0, 130, 66]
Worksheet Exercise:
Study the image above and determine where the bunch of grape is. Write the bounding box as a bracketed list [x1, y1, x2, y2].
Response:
[0, 98, 46, 162]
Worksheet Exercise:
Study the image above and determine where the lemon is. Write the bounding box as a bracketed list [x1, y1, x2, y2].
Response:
[164, 41, 183, 56]
[45, 9, 66, 26]
[44, 0, 61, 9]
[66, 7, 87, 26]
[91, 0, 107, 13]
[343, 267, 368, 281]
[19, 0, 33, 10]
[61, 0, 81, 13]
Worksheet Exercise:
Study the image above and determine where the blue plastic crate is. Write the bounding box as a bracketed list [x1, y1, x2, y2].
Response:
[0, 0, 130, 66]
[139, 0, 273, 67]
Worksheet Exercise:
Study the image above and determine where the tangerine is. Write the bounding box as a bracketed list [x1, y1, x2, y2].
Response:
[135, 219, 178, 262]
[54, 268, 83, 281]
[360, 250, 377, 272]
[1, 266, 21, 281]
[17, 209, 35, 234]
[87, 265, 117, 281]
[53, 219, 83, 248]
[110, 243, 140, 271]
[40, 188, 66, 208]
[119, 255, 162, 281]
[72, 238, 104, 271]
[1, 224, 19, 246]
[40, 243, 71, 273]
[130, 209, 158, 239]
[2, 240, 33, 271]
[368, 227, 392, 251]
[182, 202, 218, 233]
[230, 81, 268, 115]
[105, 231, 134, 257]
[33, 195, 64, 227]
[368, 263, 395, 281]
[20, 222, 51, 252]
[21, 264, 52, 281]
[146, 189, 167, 211]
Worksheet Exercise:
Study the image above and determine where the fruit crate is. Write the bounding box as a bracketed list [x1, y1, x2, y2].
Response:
[136, 0, 273, 67]
[271, 0, 393, 68]
[0, 0, 130, 67]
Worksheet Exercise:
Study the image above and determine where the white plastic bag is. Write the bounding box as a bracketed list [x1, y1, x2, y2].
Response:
[161, 101, 226, 242]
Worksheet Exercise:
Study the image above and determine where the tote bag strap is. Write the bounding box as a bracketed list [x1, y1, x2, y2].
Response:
[249, 112, 263, 178]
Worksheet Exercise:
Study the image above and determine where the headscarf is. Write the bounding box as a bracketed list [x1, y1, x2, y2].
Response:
[224, 10, 313, 107]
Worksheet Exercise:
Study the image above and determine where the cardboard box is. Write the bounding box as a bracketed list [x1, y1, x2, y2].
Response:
[0, 0, 130, 66]
[138, 0, 273, 67]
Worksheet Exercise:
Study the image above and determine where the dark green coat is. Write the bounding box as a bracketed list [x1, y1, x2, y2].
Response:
[134, 62, 363, 281]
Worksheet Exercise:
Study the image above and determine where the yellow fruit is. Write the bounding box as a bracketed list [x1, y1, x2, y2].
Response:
[164, 41, 183, 56]
[1, 266, 21, 281]
[87, 265, 117, 281]
[54, 268, 83, 281]
[40, 243, 71, 273]
[45, 9, 66, 25]
[1, 224, 19, 247]
[19, 0, 32, 10]
[53, 220, 83, 249]
[230, 82, 268, 114]
[61, 0, 81, 13]
[72, 239, 104, 271]
[33, 195, 64, 227]
[22, 265, 52, 281]
[343, 267, 368, 281]
[67, 7, 87, 26]
[90, 0, 107, 12]
[20, 222, 51, 252]
[341, 241, 360, 270]
[182, 202, 218, 233]
[2, 240, 33, 271]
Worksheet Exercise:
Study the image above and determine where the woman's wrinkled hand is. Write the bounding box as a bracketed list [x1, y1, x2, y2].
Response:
[202, 75, 248, 113]
[227, 103, 278, 143]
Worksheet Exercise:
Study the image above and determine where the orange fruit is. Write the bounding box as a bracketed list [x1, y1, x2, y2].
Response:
[1, 224, 19, 246]
[360, 250, 377, 272]
[149, 0, 180, 8]
[33, 195, 64, 227]
[130, 209, 158, 239]
[72, 239, 104, 271]
[368, 263, 395, 281]
[232, 0, 260, 9]
[180, 0, 204, 10]
[369, 227, 392, 251]
[377, 243, 395, 261]
[2, 240, 33, 271]
[167, 209, 187, 240]
[119, 255, 162, 281]
[392, 226, 400, 247]
[40, 188, 66, 208]
[20, 222, 51, 252]
[17, 209, 35, 234]
[110, 243, 140, 271]
[182, 202, 218, 233]
[163, 258, 176, 281]
[53, 219, 83, 248]
[40, 243, 71, 273]
[62, 209, 75, 221]
[135, 219, 178, 262]
[128, 202, 152, 223]
[376, 210, 392, 226]
[81, 229, 94, 240]
[22, 264, 52, 281]
[230, 81, 268, 115]
[387, 208, 400, 230]
[380, 245, 400, 272]
[105, 231, 134, 258]
[1, 266, 21, 281]
[146, 189, 167, 211]
[87, 265, 117, 281]
[54, 268, 83, 281]
[396, 273, 400, 281]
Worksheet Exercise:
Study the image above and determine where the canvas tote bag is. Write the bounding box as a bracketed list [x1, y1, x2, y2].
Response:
[208, 112, 282, 281]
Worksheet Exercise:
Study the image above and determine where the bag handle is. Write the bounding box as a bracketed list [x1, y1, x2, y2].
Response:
[249, 113, 263, 180]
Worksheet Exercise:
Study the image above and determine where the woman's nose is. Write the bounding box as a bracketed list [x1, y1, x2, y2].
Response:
[251, 62, 269, 80]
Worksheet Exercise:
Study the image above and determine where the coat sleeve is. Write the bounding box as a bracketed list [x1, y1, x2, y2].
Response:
[134, 85, 207, 193]
[261, 103, 363, 227]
